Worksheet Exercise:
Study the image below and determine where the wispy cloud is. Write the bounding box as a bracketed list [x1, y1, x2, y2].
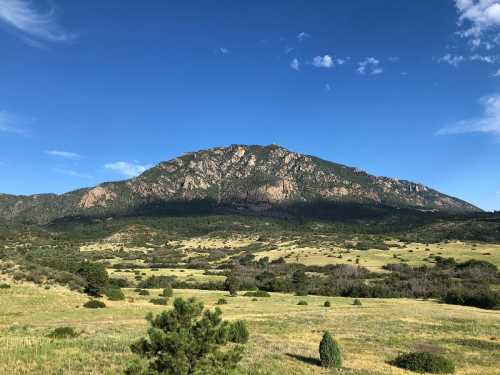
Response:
[454, 0, 500, 49]
[312, 55, 334, 68]
[104, 161, 150, 178]
[0, 0, 75, 45]
[45, 150, 82, 160]
[290, 58, 300, 71]
[357, 57, 383, 75]
[438, 53, 496, 66]
[324, 83, 332, 92]
[0, 110, 30, 135]
[436, 93, 500, 138]
[219, 47, 229, 54]
[53, 168, 92, 179]
[297, 32, 310, 42]
[439, 53, 465, 67]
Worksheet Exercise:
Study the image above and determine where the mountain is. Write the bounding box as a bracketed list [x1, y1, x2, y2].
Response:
[0, 144, 480, 224]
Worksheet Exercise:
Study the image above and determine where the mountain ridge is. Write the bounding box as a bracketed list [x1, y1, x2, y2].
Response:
[0, 144, 480, 224]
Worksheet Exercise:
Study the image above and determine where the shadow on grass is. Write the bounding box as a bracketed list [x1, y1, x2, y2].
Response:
[286, 353, 321, 366]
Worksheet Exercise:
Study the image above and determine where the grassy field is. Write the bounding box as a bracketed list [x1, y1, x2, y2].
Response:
[0, 279, 499, 375]
[108, 267, 226, 283]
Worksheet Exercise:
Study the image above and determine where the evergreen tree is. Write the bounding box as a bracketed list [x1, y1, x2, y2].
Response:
[127, 297, 244, 375]
[319, 331, 342, 368]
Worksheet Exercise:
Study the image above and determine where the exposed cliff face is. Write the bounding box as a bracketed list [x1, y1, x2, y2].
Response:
[0, 144, 480, 224]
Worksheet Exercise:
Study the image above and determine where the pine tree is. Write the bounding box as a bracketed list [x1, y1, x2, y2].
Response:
[127, 297, 245, 375]
[319, 331, 342, 368]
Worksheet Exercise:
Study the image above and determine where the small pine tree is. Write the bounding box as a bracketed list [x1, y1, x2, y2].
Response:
[127, 297, 245, 374]
[319, 331, 342, 368]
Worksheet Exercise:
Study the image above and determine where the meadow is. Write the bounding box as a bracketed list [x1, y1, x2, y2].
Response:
[0, 277, 499, 375]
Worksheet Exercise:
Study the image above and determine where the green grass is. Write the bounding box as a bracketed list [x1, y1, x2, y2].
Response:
[0, 281, 499, 374]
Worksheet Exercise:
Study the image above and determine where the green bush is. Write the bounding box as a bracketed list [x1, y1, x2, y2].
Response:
[297, 300, 308, 306]
[443, 288, 498, 310]
[324, 301, 331, 307]
[150, 298, 168, 305]
[217, 298, 228, 305]
[0, 283, 11, 289]
[161, 285, 173, 298]
[319, 331, 342, 368]
[390, 352, 455, 373]
[138, 289, 150, 296]
[243, 290, 270, 298]
[228, 320, 249, 344]
[83, 300, 106, 309]
[353, 299, 362, 306]
[48, 326, 79, 339]
[126, 297, 245, 374]
[105, 288, 125, 301]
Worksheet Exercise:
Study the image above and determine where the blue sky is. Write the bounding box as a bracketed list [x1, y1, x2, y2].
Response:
[0, 0, 500, 210]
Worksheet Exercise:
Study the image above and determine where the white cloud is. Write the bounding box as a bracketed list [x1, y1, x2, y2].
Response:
[455, 0, 500, 48]
[493, 68, 500, 75]
[469, 53, 496, 62]
[357, 57, 383, 75]
[104, 161, 150, 178]
[45, 150, 82, 160]
[0, 0, 75, 44]
[439, 53, 465, 66]
[53, 168, 92, 179]
[336, 58, 346, 65]
[290, 58, 300, 71]
[0, 110, 29, 135]
[219, 47, 229, 54]
[436, 93, 500, 138]
[312, 55, 334, 68]
[297, 32, 310, 42]
[325, 83, 332, 92]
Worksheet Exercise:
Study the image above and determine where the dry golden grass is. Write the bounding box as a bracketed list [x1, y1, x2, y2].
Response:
[0, 280, 499, 375]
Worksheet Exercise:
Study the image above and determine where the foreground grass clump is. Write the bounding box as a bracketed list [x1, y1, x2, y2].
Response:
[48, 326, 79, 339]
[217, 298, 228, 305]
[353, 299, 362, 306]
[0, 283, 11, 289]
[126, 297, 245, 374]
[324, 301, 331, 307]
[390, 352, 455, 373]
[83, 299, 106, 308]
[297, 300, 308, 306]
[227, 320, 249, 344]
[319, 331, 342, 368]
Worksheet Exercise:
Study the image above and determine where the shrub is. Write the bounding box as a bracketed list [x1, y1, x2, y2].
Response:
[390, 352, 455, 373]
[105, 288, 125, 301]
[243, 290, 270, 298]
[217, 298, 228, 305]
[228, 320, 249, 344]
[0, 283, 11, 289]
[48, 326, 79, 339]
[138, 289, 150, 296]
[150, 298, 168, 305]
[126, 297, 245, 374]
[297, 300, 308, 306]
[443, 288, 498, 310]
[161, 285, 173, 298]
[83, 300, 106, 309]
[319, 331, 342, 368]
[353, 299, 362, 306]
[324, 301, 331, 307]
